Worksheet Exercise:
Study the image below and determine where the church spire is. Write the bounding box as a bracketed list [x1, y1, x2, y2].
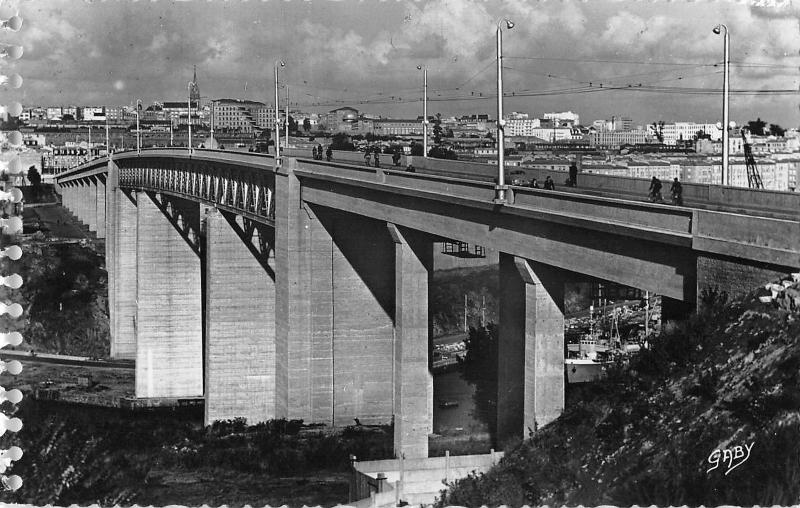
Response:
[189, 65, 200, 104]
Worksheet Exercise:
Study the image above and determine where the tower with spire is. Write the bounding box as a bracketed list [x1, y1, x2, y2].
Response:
[189, 65, 200, 107]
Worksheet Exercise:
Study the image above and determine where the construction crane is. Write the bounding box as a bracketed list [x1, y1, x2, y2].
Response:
[741, 129, 763, 189]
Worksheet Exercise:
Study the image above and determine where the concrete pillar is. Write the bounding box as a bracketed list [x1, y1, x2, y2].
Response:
[135, 191, 202, 398]
[107, 161, 137, 360]
[497, 254, 565, 448]
[388, 224, 433, 459]
[95, 177, 106, 239]
[86, 179, 98, 232]
[275, 162, 329, 421]
[60, 184, 69, 212]
[204, 208, 277, 425]
[275, 160, 394, 426]
[323, 209, 395, 427]
[79, 181, 90, 225]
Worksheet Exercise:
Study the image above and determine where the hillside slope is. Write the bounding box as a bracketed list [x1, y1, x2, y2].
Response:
[440, 281, 800, 506]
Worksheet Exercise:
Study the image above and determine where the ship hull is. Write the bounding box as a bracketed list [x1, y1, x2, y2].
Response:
[565, 358, 610, 383]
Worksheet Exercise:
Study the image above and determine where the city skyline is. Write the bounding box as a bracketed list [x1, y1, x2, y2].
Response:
[3, 0, 799, 127]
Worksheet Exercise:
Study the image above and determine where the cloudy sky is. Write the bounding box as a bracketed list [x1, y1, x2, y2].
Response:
[2, 0, 799, 127]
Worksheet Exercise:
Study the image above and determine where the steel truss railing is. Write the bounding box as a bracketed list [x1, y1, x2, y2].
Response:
[118, 161, 276, 226]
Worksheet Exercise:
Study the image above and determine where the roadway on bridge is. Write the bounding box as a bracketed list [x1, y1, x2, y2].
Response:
[290, 153, 797, 221]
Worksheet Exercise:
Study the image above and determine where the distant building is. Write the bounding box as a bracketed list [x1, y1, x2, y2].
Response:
[505, 117, 541, 136]
[212, 99, 269, 133]
[657, 122, 722, 145]
[81, 106, 106, 122]
[544, 111, 580, 126]
[590, 129, 651, 147]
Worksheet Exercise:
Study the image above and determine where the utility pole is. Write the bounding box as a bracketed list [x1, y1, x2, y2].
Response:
[285, 85, 289, 148]
[464, 294, 468, 332]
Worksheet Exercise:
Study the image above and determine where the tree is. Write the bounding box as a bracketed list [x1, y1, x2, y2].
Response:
[409, 142, 424, 156]
[769, 123, 786, 137]
[27, 165, 42, 186]
[428, 146, 457, 160]
[651, 121, 665, 143]
[433, 115, 443, 145]
[459, 323, 498, 436]
[288, 115, 299, 135]
[302, 118, 311, 132]
[694, 130, 711, 141]
[747, 118, 767, 136]
[330, 132, 355, 151]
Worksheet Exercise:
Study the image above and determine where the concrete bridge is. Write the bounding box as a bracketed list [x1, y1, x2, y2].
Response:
[56, 148, 799, 457]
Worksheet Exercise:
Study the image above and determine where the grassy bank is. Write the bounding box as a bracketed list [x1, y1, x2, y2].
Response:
[0, 400, 393, 506]
[439, 284, 800, 506]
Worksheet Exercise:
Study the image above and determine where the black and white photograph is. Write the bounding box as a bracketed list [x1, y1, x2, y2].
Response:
[0, 0, 799, 506]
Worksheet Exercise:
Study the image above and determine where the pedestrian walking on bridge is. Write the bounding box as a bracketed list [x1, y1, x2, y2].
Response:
[364, 150, 372, 167]
[326, 145, 333, 162]
[568, 163, 578, 187]
[670, 178, 683, 205]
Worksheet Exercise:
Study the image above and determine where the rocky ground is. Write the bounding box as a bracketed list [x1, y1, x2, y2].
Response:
[440, 278, 800, 507]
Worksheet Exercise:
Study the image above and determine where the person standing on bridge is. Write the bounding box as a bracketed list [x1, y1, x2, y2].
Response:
[392, 149, 401, 167]
[326, 145, 333, 162]
[373, 148, 381, 168]
[312, 146, 318, 160]
[317, 143, 323, 160]
[364, 149, 372, 167]
[670, 177, 683, 205]
[544, 175, 555, 190]
[568, 163, 578, 187]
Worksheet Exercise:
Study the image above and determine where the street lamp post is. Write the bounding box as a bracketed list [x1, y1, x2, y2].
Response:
[274, 59, 285, 162]
[285, 85, 289, 149]
[714, 23, 729, 186]
[105, 111, 110, 155]
[187, 81, 193, 153]
[495, 18, 514, 204]
[417, 65, 428, 157]
[135, 99, 142, 154]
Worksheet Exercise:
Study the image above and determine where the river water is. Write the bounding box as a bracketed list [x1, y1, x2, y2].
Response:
[433, 370, 489, 435]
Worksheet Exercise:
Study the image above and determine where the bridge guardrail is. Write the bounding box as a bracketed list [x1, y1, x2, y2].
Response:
[287, 148, 799, 218]
[296, 159, 695, 237]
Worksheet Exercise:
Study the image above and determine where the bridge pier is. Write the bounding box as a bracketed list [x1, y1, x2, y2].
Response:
[389, 224, 433, 459]
[134, 191, 203, 398]
[497, 255, 565, 448]
[85, 178, 98, 234]
[95, 176, 106, 239]
[275, 162, 398, 430]
[204, 208, 278, 425]
[107, 161, 138, 360]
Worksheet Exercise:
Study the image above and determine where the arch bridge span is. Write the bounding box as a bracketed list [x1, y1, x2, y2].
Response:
[56, 148, 799, 456]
